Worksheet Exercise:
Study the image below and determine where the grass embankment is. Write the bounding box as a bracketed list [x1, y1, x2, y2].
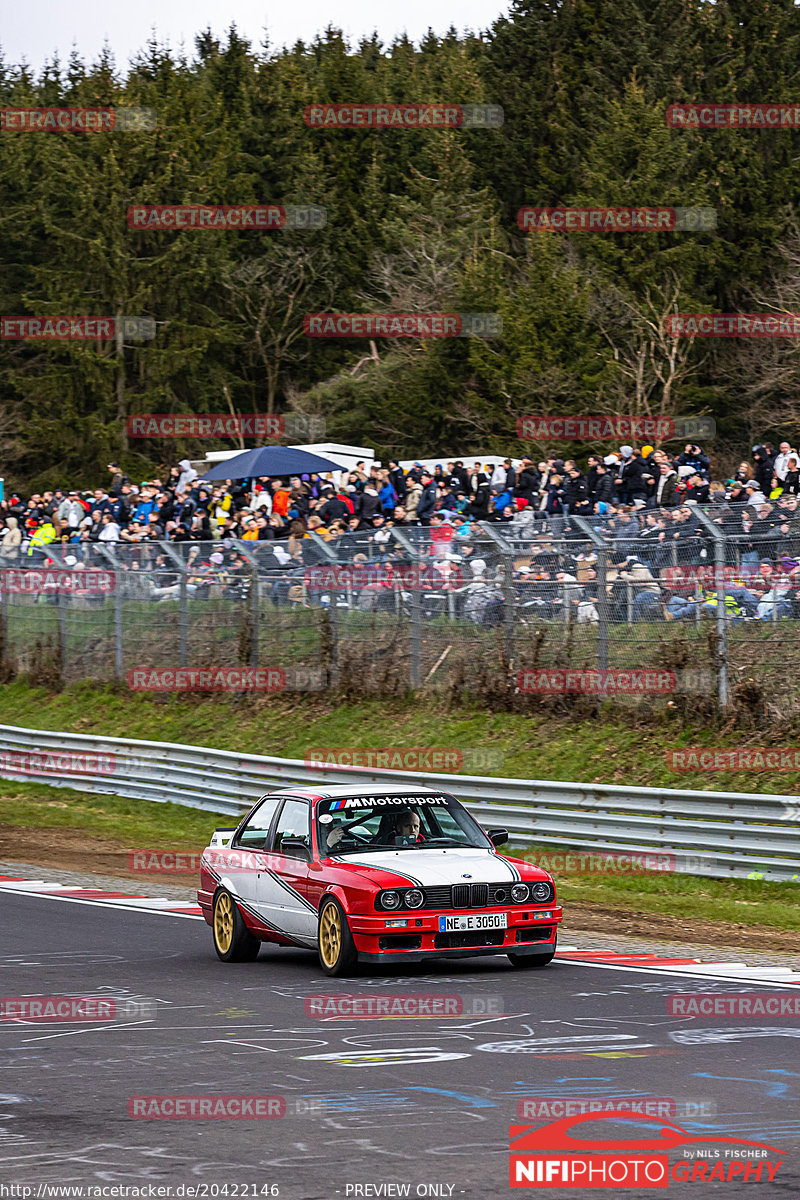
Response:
[0, 680, 797, 946]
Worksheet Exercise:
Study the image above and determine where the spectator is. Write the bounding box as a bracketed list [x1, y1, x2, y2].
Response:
[0, 516, 22, 562]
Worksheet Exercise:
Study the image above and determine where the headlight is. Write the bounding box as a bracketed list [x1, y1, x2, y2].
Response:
[380, 890, 401, 910]
[531, 882, 552, 902]
[404, 888, 425, 909]
[511, 883, 529, 903]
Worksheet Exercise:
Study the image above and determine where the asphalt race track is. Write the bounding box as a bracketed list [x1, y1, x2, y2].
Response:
[1, 889, 799, 1198]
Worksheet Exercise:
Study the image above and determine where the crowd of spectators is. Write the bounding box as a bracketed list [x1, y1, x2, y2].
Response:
[1, 439, 799, 623]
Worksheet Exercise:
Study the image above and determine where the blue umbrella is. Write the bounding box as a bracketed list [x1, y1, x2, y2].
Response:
[199, 446, 343, 481]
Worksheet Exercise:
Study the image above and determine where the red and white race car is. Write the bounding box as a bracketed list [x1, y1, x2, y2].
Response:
[198, 784, 562, 975]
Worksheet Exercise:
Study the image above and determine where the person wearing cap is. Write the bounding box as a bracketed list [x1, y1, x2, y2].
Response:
[386, 459, 407, 501]
[26, 516, 57, 560]
[615, 446, 648, 506]
[743, 481, 767, 508]
[57, 490, 86, 530]
[562, 466, 589, 515]
[591, 462, 615, 508]
[653, 461, 678, 508]
[415, 471, 438, 526]
[751, 445, 775, 495]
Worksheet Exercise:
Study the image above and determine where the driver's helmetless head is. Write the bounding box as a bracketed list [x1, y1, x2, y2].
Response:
[396, 811, 420, 837]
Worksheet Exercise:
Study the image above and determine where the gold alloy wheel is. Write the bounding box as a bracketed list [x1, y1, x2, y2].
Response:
[319, 902, 342, 968]
[214, 892, 234, 953]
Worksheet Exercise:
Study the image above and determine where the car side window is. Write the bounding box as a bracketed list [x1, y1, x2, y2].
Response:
[232, 796, 281, 850]
[271, 799, 311, 858]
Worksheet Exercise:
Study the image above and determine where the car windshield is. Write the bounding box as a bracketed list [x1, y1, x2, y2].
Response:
[316, 792, 491, 855]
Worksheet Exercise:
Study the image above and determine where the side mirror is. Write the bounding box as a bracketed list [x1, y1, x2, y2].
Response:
[486, 828, 509, 847]
[279, 836, 311, 860]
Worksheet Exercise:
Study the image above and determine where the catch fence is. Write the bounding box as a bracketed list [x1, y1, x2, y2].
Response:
[1, 507, 799, 708]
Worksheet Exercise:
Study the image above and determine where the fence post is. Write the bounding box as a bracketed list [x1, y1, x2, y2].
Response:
[250, 566, 260, 668]
[693, 508, 729, 706]
[0, 579, 6, 669]
[178, 573, 188, 667]
[479, 523, 515, 661]
[114, 586, 123, 681]
[409, 588, 422, 688]
[328, 600, 340, 689]
[572, 517, 608, 671]
[58, 589, 68, 680]
[390, 527, 425, 689]
[159, 541, 191, 669]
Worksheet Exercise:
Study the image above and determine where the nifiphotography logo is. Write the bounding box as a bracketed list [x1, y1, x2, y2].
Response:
[509, 1113, 784, 1187]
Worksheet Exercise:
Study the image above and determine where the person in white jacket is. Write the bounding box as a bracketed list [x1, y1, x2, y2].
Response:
[773, 441, 798, 482]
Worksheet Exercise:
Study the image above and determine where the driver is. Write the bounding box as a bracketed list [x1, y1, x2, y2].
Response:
[391, 809, 425, 845]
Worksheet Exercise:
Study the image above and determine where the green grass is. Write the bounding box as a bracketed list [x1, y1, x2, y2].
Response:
[0, 678, 798, 793]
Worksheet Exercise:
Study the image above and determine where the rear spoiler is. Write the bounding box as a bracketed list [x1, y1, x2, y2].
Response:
[210, 827, 236, 848]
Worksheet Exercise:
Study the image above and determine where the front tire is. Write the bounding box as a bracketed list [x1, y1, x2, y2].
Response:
[212, 888, 261, 962]
[318, 897, 357, 976]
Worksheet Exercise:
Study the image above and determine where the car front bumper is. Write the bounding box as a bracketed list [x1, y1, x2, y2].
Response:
[349, 905, 562, 962]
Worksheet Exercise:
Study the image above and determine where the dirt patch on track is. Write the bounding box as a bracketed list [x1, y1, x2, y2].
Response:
[0, 825, 203, 884]
[565, 901, 800, 955]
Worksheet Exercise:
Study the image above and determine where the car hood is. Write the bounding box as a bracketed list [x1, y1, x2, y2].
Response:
[332, 847, 530, 887]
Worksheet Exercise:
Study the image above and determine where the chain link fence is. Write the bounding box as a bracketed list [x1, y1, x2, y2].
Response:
[2, 505, 799, 713]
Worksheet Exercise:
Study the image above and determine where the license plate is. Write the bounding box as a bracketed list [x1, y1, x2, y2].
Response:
[438, 912, 508, 932]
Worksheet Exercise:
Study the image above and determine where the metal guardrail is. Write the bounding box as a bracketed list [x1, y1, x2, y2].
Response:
[0, 724, 797, 882]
